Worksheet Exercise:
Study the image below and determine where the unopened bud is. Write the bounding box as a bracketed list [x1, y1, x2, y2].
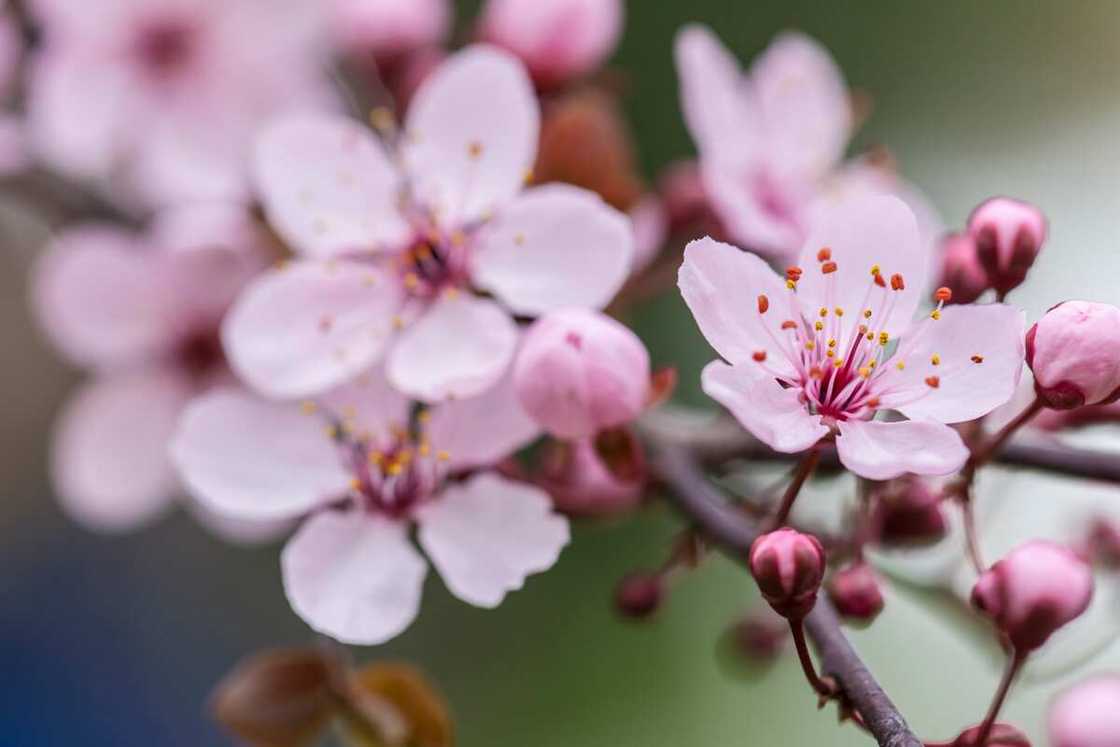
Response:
[951, 722, 1032, 747]
[539, 429, 645, 517]
[1027, 301, 1120, 410]
[971, 540, 1093, 652]
[1050, 676, 1120, 747]
[1084, 517, 1120, 569]
[615, 571, 663, 619]
[749, 529, 826, 620]
[968, 197, 1047, 295]
[873, 477, 948, 546]
[514, 309, 651, 439]
[937, 232, 989, 305]
[828, 563, 885, 622]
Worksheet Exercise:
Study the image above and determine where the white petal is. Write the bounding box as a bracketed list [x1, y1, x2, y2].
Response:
[425, 373, 540, 471]
[835, 419, 968, 481]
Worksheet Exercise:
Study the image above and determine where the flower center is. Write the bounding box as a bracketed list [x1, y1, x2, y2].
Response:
[177, 327, 225, 379]
[135, 18, 197, 77]
[395, 231, 469, 300]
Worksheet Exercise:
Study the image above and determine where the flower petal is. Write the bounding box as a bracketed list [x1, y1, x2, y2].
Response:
[701, 360, 828, 453]
[835, 419, 968, 480]
[387, 293, 518, 402]
[50, 368, 190, 533]
[679, 237, 798, 377]
[171, 388, 351, 521]
[282, 511, 427, 645]
[878, 304, 1025, 423]
[796, 194, 927, 338]
[222, 260, 402, 398]
[424, 374, 540, 471]
[701, 161, 807, 260]
[417, 473, 569, 608]
[472, 184, 633, 314]
[254, 115, 411, 258]
[403, 45, 538, 225]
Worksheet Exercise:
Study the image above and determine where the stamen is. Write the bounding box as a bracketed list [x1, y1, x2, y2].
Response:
[814, 321, 824, 332]
[890, 273, 905, 291]
[758, 295, 770, 314]
[930, 354, 941, 366]
[930, 309, 941, 320]
[752, 350, 768, 362]
[934, 287, 953, 303]
[819, 307, 828, 318]
[866, 396, 881, 408]
[858, 366, 871, 379]
[925, 376, 940, 388]
[467, 141, 484, 158]
[878, 332, 889, 346]
[821, 261, 838, 274]
[300, 401, 317, 415]
[834, 307, 844, 317]
[781, 320, 798, 330]
[817, 247, 832, 262]
[896, 361, 906, 370]
[863, 309, 873, 319]
[874, 273, 886, 288]
[437, 450, 451, 461]
[971, 355, 985, 364]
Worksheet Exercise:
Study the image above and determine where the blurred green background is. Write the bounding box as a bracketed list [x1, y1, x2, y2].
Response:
[4, 1, 1120, 744]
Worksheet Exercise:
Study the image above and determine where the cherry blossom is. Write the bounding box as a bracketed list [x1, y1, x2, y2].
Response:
[674, 25, 940, 261]
[31, 205, 272, 531]
[680, 194, 1025, 480]
[171, 369, 568, 645]
[25, 0, 334, 207]
[228, 45, 634, 403]
[329, 0, 451, 62]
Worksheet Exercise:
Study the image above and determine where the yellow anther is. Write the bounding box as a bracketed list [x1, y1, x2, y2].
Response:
[523, 168, 534, 184]
[931, 354, 941, 366]
[896, 361, 906, 371]
[324, 424, 339, 439]
[300, 401, 317, 415]
[391, 315, 404, 330]
[863, 309, 872, 319]
[368, 451, 384, 465]
[805, 341, 816, 351]
[858, 366, 871, 379]
[819, 307, 828, 318]
[397, 450, 413, 464]
[814, 320, 824, 331]
[417, 409, 431, 424]
[870, 264, 881, 276]
[931, 309, 942, 320]
[514, 232, 526, 246]
[418, 441, 431, 457]
[828, 338, 837, 348]
[349, 478, 362, 491]
[386, 462, 403, 476]
[786, 279, 797, 290]
[833, 358, 844, 368]
[878, 332, 889, 346]
[468, 141, 484, 158]
[826, 349, 835, 358]
[866, 332, 874, 341]
[437, 450, 451, 462]
[403, 273, 420, 290]
[834, 307, 844, 317]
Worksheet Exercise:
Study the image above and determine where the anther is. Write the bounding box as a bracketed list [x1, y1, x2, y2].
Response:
[786, 266, 803, 281]
[828, 338, 837, 348]
[863, 309, 873, 319]
[971, 355, 984, 364]
[934, 287, 953, 303]
[817, 247, 832, 262]
[786, 279, 797, 290]
[805, 341, 816, 351]
[819, 307, 828, 318]
[758, 295, 770, 314]
[809, 366, 824, 380]
[858, 366, 871, 379]
[300, 401, 317, 415]
[468, 141, 484, 158]
[752, 350, 768, 362]
[931, 354, 941, 366]
[925, 376, 940, 388]
[866, 396, 881, 408]
[874, 273, 886, 288]
[437, 450, 451, 461]
[834, 307, 844, 316]
[890, 273, 905, 291]
[781, 320, 798, 330]
[878, 332, 889, 346]
[896, 361, 906, 371]
[821, 261, 838, 274]
[833, 358, 844, 368]
[930, 310, 941, 320]
[814, 321, 825, 331]
[870, 264, 881, 276]
[369, 107, 395, 132]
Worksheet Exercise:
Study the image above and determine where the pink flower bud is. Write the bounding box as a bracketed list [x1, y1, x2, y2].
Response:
[828, 563, 885, 622]
[615, 571, 663, 619]
[749, 529, 826, 620]
[727, 610, 789, 663]
[330, 0, 451, 61]
[967, 197, 1047, 295]
[539, 429, 645, 517]
[514, 309, 651, 439]
[937, 232, 989, 305]
[477, 0, 623, 87]
[1050, 676, 1120, 747]
[872, 477, 948, 547]
[1027, 301, 1120, 409]
[971, 540, 1093, 652]
[951, 723, 1032, 747]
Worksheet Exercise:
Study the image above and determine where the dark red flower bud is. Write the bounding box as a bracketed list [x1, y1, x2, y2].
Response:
[873, 477, 948, 547]
[748, 529, 826, 620]
[615, 572, 663, 619]
[951, 722, 1032, 746]
[828, 563, 885, 622]
[967, 197, 1047, 296]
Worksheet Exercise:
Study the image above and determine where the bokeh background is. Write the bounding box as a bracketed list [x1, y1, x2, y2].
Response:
[4, 1, 1120, 744]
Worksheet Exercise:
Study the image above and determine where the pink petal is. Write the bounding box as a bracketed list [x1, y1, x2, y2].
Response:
[877, 304, 1025, 423]
[425, 373, 540, 471]
[186, 500, 296, 546]
[330, 0, 451, 56]
[254, 115, 411, 258]
[796, 194, 927, 338]
[50, 368, 191, 533]
[702, 161, 807, 259]
[282, 511, 427, 645]
[32, 225, 177, 368]
[387, 293, 518, 402]
[472, 184, 633, 314]
[170, 388, 351, 521]
[222, 260, 402, 398]
[318, 367, 411, 448]
[402, 45, 538, 225]
[835, 419, 968, 480]
[679, 237, 798, 378]
[417, 472, 569, 608]
[750, 32, 850, 184]
[701, 360, 828, 453]
[629, 193, 667, 274]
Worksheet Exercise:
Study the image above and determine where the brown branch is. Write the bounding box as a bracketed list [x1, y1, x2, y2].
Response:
[653, 443, 923, 747]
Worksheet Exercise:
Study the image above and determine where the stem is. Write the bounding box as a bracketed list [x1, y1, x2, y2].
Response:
[789, 617, 833, 697]
[771, 448, 821, 529]
[971, 651, 1025, 746]
[961, 498, 986, 574]
[968, 397, 1045, 474]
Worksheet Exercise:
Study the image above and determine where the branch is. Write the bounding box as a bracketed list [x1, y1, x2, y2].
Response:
[653, 443, 923, 747]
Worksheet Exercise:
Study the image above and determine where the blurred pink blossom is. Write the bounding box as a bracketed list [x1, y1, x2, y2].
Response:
[171, 371, 568, 645]
[968, 196, 1047, 297]
[32, 205, 272, 532]
[680, 195, 1025, 480]
[538, 430, 645, 517]
[229, 45, 634, 404]
[329, 0, 451, 61]
[477, 0, 623, 88]
[1050, 676, 1120, 747]
[26, 0, 335, 207]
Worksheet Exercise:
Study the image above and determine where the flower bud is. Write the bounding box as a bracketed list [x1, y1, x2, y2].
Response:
[477, 0, 623, 88]
[615, 571, 663, 619]
[967, 197, 1047, 295]
[872, 477, 948, 546]
[1049, 676, 1120, 747]
[937, 232, 989, 305]
[828, 563, 885, 622]
[971, 540, 1093, 652]
[951, 723, 1032, 747]
[539, 429, 645, 517]
[514, 309, 651, 439]
[330, 0, 451, 61]
[749, 529, 826, 620]
[1026, 301, 1120, 409]
[1084, 517, 1120, 569]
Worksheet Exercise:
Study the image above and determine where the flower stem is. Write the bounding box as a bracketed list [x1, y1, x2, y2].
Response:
[969, 397, 1045, 474]
[961, 499, 986, 574]
[770, 448, 822, 529]
[972, 650, 1025, 746]
[789, 617, 834, 698]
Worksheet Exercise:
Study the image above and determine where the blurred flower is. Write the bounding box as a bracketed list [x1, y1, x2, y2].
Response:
[1049, 676, 1120, 747]
[871, 477, 948, 546]
[614, 570, 663, 619]
[26, 0, 335, 207]
[1027, 300, 1120, 409]
[827, 562, 884, 622]
[477, 0, 623, 88]
[329, 0, 451, 63]
[230, 45, 634, 403]
[32, 205, 271, 532]
[675, 26, 938, 261]
[948, 723, 1032, 747]
[538, 428, 645, 517]
[971, 540, 1093, 653]
[680, 195, 1024, 480]
[968, 196, 1047, 297]
[171, 371, 568, 645]
[749, 528, 825, 620]
[937, 232, 990, 305]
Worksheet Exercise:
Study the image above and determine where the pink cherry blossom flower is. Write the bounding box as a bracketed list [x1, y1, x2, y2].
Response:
[674, 25, 940, 261]
[329, 0, 451, 61]
[679, 194, 1025, 481]
[1050, 676, 1120, 747]
[25, 0, 335, 207]
[32, 205, 272, 532]
[477, 0, 623, 88]
[1027, 300, 1120, 409]
[170, 370, 568, 645]
[227, 45, 634, 403]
